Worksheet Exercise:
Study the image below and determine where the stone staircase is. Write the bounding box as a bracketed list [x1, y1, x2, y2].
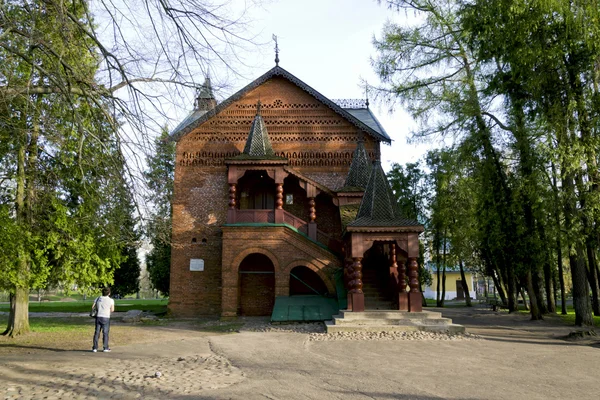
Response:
[325, 310, 465, 333]
[361, 267, 393, 310]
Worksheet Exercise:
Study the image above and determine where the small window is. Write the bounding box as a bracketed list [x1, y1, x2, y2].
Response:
[201, 238, 207, 244]
[191, 238, 197, 243]
[285, 194, 293, 205]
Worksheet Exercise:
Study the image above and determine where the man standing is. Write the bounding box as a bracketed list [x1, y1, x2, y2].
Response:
[92, 287, 115, 353]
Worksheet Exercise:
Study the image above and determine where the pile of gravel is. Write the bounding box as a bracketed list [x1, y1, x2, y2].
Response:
[241, 321, 326, 333]
[308, 330, 481, 341]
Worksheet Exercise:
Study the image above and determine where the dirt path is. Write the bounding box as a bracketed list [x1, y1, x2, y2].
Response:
[1, 306, 598, 399]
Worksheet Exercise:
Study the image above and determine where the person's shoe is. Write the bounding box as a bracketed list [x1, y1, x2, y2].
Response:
[103, 348, 111, 352]
[92, 349, 97, 353]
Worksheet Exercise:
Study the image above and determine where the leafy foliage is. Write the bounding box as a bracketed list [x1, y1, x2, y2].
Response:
[144, 128, 175, 296]
[374, 0, 600, 324]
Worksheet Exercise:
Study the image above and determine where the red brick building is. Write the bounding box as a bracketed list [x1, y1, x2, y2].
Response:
[169, 65, 424, 318]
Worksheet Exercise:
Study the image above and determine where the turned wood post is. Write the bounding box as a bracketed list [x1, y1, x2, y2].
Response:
[227, 183, 237, 223]
[344, 257, 353, 310]
[398, 258, 409, 311]
[408, 257, 422, 312]
[276, 183, 283, 210]
[308, 198, 316, 221]
[274, 183, 284, 223]
[389, 243, 398, 297]
[349, 257, 364, 312]
[308, 197, 317, 240]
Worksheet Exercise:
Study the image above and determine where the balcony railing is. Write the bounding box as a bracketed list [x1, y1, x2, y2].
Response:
[235, 209, 275, 223]
[227, 208, 342, 253]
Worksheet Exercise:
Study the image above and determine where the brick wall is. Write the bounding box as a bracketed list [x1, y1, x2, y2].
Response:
[221, 225, 341, 317]
[170, 75, 377, 317]
[169, 169, 227, 316]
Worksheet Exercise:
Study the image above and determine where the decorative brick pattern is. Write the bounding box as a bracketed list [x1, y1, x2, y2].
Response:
[170, 76, 371, 317]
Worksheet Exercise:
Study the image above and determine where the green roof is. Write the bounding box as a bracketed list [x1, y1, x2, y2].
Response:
[343, 140, 371, 190]
[339, 204, 360, 230]
[242, 103, 275, 157]
[348, 161, 421, 228]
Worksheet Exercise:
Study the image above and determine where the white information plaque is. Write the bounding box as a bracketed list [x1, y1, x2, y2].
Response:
[189, 259, 204, 271]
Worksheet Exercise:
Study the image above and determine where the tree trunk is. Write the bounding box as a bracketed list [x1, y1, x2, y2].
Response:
[491, 270, 507, 305]
[441, 265, 446, 307]
[543, 261, 556, 313]
[520, 287, 529, 311]
[538, 222, 556, 313]
[506, 268, 518, 313]
[436, 267, 441, 306]
[533, 270, 548, 314]
[459, 259, 472, 306]
[2, 288, 30, 337]
[570, 244, 594, 326]
[5, 118, 31, 336]
[436, 237, 441, 306]
[551, 161, 567, 315]
[586, 243, 600, 316]
[440, 233, 447, 307]
[525, 271, 543, 320]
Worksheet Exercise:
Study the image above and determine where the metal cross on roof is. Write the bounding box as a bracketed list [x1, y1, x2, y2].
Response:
[273, 34, 279, 66]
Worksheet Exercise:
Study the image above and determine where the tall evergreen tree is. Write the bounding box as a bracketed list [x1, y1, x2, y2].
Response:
[144, 128, 175, 296]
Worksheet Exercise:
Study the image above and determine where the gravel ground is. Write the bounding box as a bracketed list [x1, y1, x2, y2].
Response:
[1, 306, 598, 399]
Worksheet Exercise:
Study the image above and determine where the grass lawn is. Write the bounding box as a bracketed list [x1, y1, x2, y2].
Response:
[0, 316, 241, 355]
[424, 298, 474, 308]
[556, 308, 600, 327]
[0, 316, 168, 353]
[516, 307, 600, 327]
[0, 298, 169, 314]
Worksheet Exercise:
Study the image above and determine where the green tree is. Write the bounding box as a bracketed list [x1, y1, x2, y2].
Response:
[462, 0, 599, 325]
[144, 128, 175, 296]
[1, 0, 258, 336]
[112, 198, 141, 298]
[373, 0, 542, 317]
[387, 161, 430, 304]
[0, 1, 127, 336]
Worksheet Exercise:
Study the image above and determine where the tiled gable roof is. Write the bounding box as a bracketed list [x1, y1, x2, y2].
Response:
[170, 66, 391, 143]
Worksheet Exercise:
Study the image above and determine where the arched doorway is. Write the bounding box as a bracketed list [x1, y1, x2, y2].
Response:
[289, 266, 329, 296]
[238, 253, 275, 316]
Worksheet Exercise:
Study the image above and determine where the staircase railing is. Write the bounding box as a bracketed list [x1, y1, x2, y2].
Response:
[282, 210, 307, 235]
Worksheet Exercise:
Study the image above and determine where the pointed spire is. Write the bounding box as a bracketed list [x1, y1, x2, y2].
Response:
[243, 101, 275, 157]
[355, 160, 397, 222]
[343, 136, 372, 189]
[273, 34, 280, 66]
[195, 77, 216, 111]
[347, 159, 420, 228]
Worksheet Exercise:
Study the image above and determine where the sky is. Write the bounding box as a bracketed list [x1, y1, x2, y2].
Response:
[172, 0, 431, 170]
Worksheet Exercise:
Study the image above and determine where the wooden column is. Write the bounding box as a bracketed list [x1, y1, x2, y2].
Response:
[227, 183, 237, 223]
[349, 257, 364, 312]
[274, 183, 284, 223]
[398, 259, 409, 311]
[344, 257, 353, 310]
[276, 183, 283, 209]
[407, 257, 422, 312]
[308, 197, 317, 240]
[388, 244, 402, 311]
